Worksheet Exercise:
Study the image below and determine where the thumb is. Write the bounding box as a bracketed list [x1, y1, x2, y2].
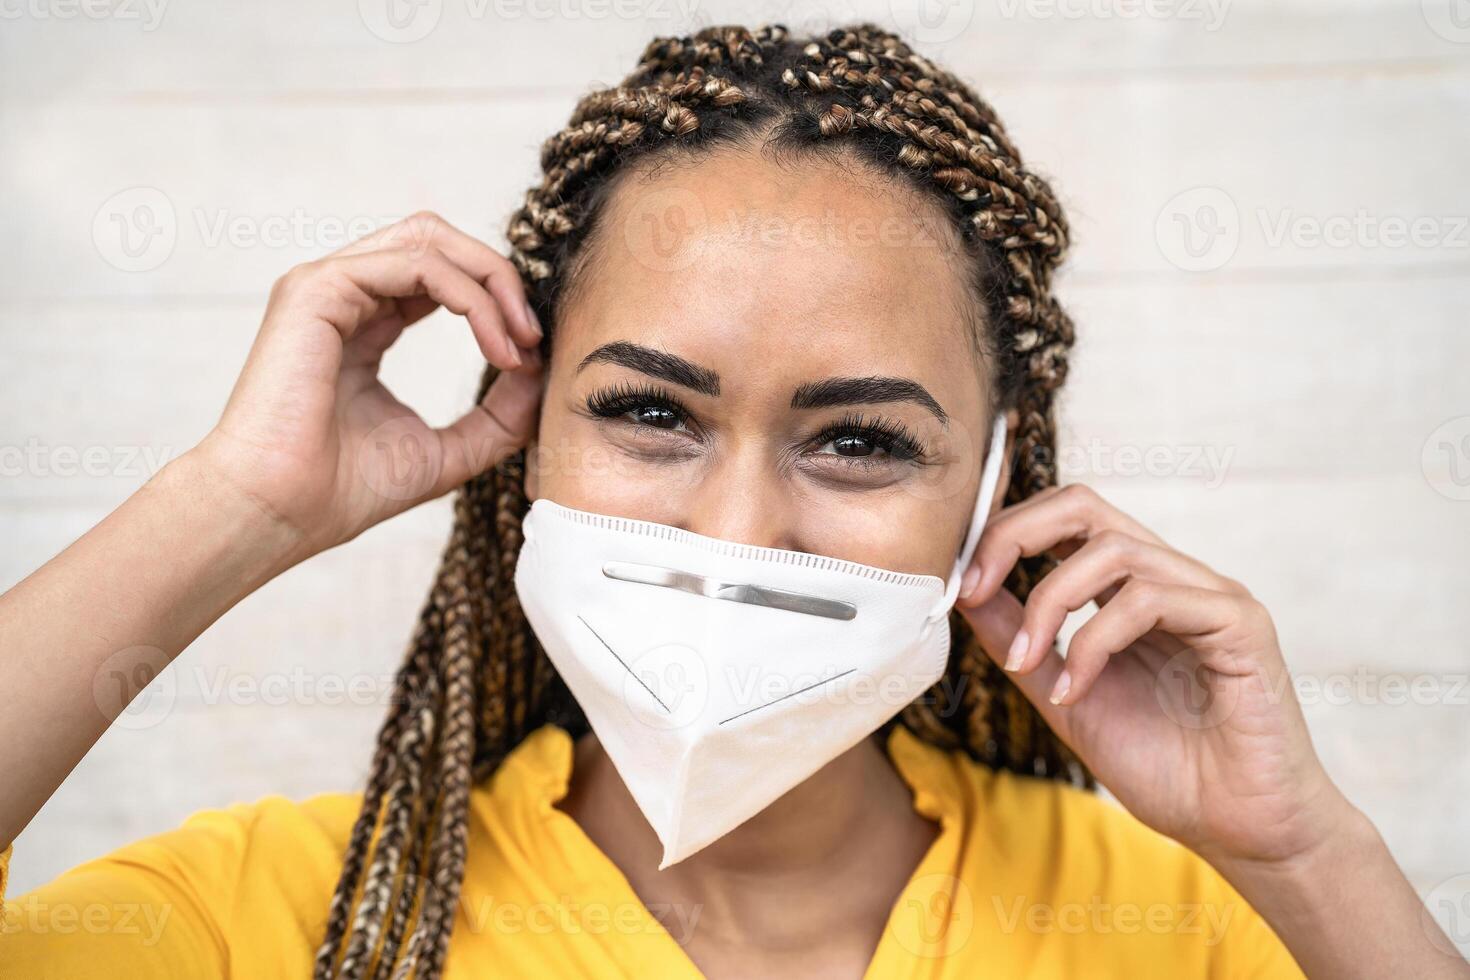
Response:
[959, 586, 1074, 742]
[429, 354, 542, 498]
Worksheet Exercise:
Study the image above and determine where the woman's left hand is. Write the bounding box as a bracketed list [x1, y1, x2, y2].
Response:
[956, 483, 1354, 869]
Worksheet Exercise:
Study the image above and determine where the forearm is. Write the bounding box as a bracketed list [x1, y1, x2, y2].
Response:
[0, 451, 302, 846]
[1212, 800, 1470, 979]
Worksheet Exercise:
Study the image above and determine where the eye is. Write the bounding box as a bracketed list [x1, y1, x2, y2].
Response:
[629, 404, 681, 429]
[585, 382, 691, 433]
[810, 413, 927, 464]
[829, 433, 882, 457]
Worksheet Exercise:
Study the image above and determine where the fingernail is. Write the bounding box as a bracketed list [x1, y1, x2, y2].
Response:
[1049, 670, 1071, 705]
[1004, 629, 1029, 671]
[523, 300, 542, 339]
[505, 341, 523, 368]
[959, 565, 981, 602]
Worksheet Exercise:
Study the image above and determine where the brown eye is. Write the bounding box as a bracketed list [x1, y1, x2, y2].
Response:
[810, 414, 927, 464]
[633, 405, 681, 429]
[585, 382, 691, 434]
[832, 434, 876, 457]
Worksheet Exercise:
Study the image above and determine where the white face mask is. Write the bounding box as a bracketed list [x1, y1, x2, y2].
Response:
[514, 414, 1008, 868]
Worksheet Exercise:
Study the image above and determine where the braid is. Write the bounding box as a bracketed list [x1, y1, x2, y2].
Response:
[318, 21, 1088, 977]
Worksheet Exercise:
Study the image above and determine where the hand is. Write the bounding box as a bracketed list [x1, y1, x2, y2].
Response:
[956, 484, 1354, 869]
[189, 211, 544, 569]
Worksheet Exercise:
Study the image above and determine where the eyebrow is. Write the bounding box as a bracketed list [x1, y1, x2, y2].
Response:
[577, 341, 948, 426]
[577, 341, 720, 396]
[790, 376, 949, 426]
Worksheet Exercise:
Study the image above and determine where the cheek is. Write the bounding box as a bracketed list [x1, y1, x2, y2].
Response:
[527, 410, 699, 522]
[789, 487, 967, 580]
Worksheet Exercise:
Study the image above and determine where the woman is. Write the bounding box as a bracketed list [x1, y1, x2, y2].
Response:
[0, 22, 1462, 980]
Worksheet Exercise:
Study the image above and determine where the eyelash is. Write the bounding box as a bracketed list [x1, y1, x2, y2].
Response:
[585, 381, 688, 426]
[583, 384, 930, 463]
[810, 412, 928, 463]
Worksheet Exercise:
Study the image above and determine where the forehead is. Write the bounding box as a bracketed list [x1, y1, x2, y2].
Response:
[557, 148, 985, 406]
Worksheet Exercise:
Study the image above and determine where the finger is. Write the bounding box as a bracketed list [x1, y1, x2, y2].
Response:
[323, 248, 524, 370]
[960, 587, 1074, 740]
[1008, 529, 1237, 675]
[961, 483, 1167, 608]
[332, 211, 541, 347]
[1055, 580, 1260, 706]
[429, 359, 543, 497]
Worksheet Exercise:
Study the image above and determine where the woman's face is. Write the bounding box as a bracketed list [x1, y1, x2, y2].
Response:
[526, 149, 998, 580]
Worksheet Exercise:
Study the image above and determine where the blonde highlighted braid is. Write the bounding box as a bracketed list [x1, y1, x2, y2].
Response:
[314, 22, 1085, 979]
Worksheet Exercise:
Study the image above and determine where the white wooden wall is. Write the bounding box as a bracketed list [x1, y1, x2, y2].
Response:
[3, 0, 1468, 941]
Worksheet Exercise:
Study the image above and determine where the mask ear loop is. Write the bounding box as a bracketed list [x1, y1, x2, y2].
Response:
[927, 413, 1010, 623]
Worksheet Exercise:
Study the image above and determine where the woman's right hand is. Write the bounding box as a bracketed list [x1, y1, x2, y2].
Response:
[190, 212, 544, 570]
[0, 212, 544, 846]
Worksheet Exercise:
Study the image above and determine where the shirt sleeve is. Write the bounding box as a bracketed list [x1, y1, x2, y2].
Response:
[0, 819, 242, 979]
[0, 794, 352, 980]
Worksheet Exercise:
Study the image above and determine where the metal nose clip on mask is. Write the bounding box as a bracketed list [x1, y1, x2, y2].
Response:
[513, 414, 1009, 868]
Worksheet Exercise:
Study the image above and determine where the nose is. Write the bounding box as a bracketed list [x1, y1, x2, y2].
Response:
[679, 451, 797, 551]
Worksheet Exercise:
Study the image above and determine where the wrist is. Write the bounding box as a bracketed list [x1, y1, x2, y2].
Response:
[148, 445, 310, 592]
[1206, 791, 1390, 952]
[1204, 794, 1468, 979]
[1209, 793, 1377, 898]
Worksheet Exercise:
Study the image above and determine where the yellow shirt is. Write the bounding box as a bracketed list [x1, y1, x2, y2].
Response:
[0, 724, 1302, 977]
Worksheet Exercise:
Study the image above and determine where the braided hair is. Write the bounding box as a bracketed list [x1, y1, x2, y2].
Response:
[314, 22, 1085, 979]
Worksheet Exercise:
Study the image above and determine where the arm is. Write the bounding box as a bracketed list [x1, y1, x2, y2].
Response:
[1213, 804, 1464, 979]
[0, 451, 298, 848]
[956, 479, 1469, 979]
[0, 212, 543, 849]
